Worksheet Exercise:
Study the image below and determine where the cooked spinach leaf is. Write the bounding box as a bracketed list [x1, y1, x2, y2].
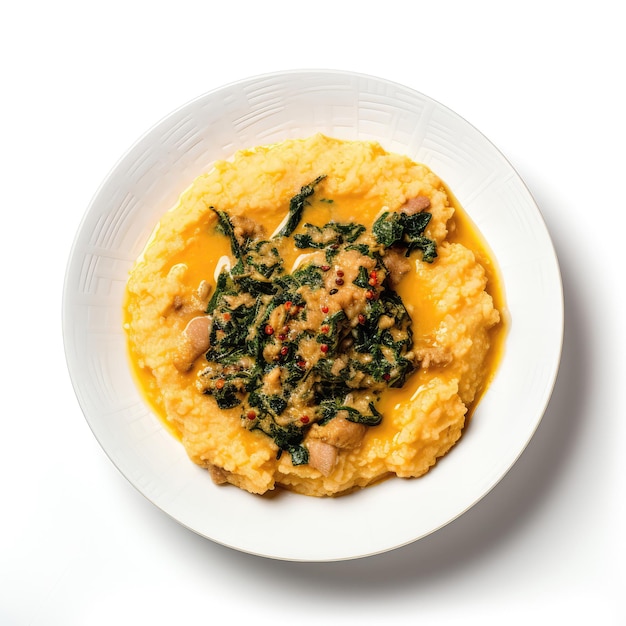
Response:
[292, 264, 324, 289]
[211, 207, 242, 258]
[318, 399, 383, 426]
[373, 210, 437, 262]
[275, 175, 326, 238]
[372, 211, 405, 247]
[200, 197, 427, 466]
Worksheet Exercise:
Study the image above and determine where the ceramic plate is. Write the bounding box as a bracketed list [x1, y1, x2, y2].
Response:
[63, 69, 563, 561]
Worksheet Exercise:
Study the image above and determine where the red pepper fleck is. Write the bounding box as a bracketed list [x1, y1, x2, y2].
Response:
[297, 360, 307, 368]
[369, 271, 377, 279]
[280, 346, 289, 356]
[321, 325, 330, 333]
[223, 312, 231, 321]
[321, 305, 329, 313]
[336, 269, 344, 277]
[264, 324, 274, 335]
[358, 314, 366, 325]
[215, 378, 225, 390]
[282, 325, 289, 333]
[335, 278, 344, 286]
[300, 415, 310, 424]
[247, 410, 257, 420]
[284, 301, 292, 310]
[277, 334, 286, 341]
[365, 290, 375, 300]
[368, 277, 377, 286]
[383, 373, 391, 381]
[320, 344, 329, 353]
[321, 265, 330, 271]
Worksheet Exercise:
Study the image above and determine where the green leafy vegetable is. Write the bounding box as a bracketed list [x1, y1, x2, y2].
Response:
[211, 207, 243, 258]
[291, 264, 324, 289]
[275, 175, 326, 238]
[198, 193, 432, 466]
[373, 211, 437, 262]
[319, 399, 383, 426]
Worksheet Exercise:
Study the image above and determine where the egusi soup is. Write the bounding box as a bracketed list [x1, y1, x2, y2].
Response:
[123, 134, 506, 497]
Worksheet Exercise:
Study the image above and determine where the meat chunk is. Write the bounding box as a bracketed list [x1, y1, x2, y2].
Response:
[307, 417, 366, 450]
[416, 345, 452, 369]
[306, 440, 337, 476]
[206, 464, 229, 485]
[173, 316, 212, 372]
[305, 417, 366, 476]
[400, 195, 431, 215]
[230, 215, 265, 246]
[383, 248, 412, 287]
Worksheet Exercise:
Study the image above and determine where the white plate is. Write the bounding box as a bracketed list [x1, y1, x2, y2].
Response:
[62, 69, 563, 561]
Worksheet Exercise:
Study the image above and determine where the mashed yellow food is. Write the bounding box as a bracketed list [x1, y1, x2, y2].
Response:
[124, 134, 505, 497]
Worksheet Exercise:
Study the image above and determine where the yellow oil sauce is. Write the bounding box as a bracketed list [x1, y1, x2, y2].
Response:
[124, 184, 507, 442]
[374, 189, 508, 443]
[446, 185, 508, 409]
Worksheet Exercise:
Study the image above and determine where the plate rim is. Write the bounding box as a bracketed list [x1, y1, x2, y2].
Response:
[62, 68, 564, 561]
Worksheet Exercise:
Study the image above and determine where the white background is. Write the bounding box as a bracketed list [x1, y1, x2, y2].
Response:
[2, 1, 624, 624]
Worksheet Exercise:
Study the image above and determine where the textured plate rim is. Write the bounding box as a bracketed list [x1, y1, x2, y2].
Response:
[62, 69, 564, 561]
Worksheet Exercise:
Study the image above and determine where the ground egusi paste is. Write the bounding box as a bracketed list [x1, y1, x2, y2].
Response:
[123, 134, 505, 497]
